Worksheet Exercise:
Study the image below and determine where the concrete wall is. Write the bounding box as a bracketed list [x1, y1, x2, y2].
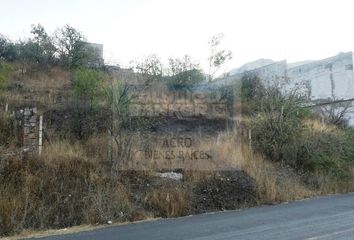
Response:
[213, 52, 354, 126]
[287, 52, 354, 100]
[235, 60, 287, 87]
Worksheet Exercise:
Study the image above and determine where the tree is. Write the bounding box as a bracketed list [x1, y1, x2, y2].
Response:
[131, 54, 163, 83]
[16, 40, 40, 74]
[30, 24, 57, 67]
[0, 36, 18, 61]
[207, 33, 232, 81]
[54, 25, 87, 68]
[166, 55, 204, 90]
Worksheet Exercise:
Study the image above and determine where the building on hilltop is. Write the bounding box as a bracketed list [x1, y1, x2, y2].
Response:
[80, 41, 104, 68]
[213, 52, 354, 125]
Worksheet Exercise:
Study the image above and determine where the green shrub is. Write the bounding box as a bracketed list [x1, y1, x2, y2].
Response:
[72, 68, 103, 108]
[299, 126, 354, 179]
[166, 69, 204, 91]
[0, 61, 13, 89]
[248, 85, 309, 164]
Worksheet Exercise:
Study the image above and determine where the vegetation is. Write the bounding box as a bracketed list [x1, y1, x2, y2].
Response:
[0, 24, 101, 70]
[207, 33, 232, 81]
[1, 25, 354, 238]
[166, 55, 204, 90]
[0, 112, 14, 146]
[0, 61, 13, 89]
[240, 74, 354, 183]
[72, 68, 104, 108]
[0, 143, 131, 236]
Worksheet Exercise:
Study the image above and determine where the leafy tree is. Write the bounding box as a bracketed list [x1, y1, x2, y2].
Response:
[166, 55, 204, 90]
[30, 24, 57, 67]
[131, 54, 163, 83]
[0, 36, 18, 61]
[54, 25, 88, 68]
[207, 33, 232, 81]
[72, 68, 103, 108]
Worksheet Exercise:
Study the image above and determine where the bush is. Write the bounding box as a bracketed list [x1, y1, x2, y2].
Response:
[72, 68, 103, 108]
[166, 69, 204, 91]
[249, 85, 309, 164]
[298, 124, 354, 179]
[0, 61, 13, 89]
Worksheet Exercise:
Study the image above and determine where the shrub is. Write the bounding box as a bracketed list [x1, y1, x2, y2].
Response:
[298, 123, 354, 179]
[72, 68, 103, 108]
[0, 61, 14, 89]
[166, 69, 205, 91]
[0, 111, 14, 146]
[249, 85, 309, 164]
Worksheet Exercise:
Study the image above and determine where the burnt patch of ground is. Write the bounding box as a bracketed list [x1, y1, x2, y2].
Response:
[191, 170, 259, 213]
[117, 170, 259, 217]
[129, 116, 230, 135]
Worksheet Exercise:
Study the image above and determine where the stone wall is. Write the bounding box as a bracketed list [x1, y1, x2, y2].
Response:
[15, 107, 39, 154]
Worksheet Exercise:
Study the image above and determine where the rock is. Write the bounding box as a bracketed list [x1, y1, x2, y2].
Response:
[156, 172, 183, 181]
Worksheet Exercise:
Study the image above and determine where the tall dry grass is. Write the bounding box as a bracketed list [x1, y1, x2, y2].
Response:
[2, 67, 71, 109]
[0, 140, 132, 237]
[145, 185, 190, 217]
[213, 131, 315, 203]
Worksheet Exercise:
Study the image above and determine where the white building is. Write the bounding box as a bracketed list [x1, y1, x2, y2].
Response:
[213, 52, 354, 125]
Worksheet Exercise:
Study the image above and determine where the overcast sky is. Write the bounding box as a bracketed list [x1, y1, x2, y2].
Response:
[1, 0, 354, 73]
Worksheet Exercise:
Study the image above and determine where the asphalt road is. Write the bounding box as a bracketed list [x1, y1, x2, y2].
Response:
[29, 193, 354, 240]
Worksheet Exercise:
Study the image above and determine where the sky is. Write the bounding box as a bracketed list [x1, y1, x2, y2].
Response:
[1, 0, 354, 74]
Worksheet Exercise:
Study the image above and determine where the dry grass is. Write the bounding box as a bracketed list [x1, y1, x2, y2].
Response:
[304, 119, 338, 133]
[213, 131, 315, 203]
[2, 67, 71, 109]
[145, 185, 190, 217]
[40, 141, 87, 162]
[24, 67, 71, 92]
[83, 134, 110, 160]
[240, 146, 314, 203]
[0, 140, 132, 237]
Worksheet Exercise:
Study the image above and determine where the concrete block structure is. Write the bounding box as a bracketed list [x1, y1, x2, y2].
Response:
[214, 52, 354, 125]
[287, 52, 354, 100]
[81, 41, 104, 68]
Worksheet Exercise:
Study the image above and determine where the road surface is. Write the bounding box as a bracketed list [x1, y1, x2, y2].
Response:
[28, 193, 354, 240]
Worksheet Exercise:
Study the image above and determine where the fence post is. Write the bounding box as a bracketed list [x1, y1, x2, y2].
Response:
[248, 129, 252, 150]
[38, 115, 43, 155]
